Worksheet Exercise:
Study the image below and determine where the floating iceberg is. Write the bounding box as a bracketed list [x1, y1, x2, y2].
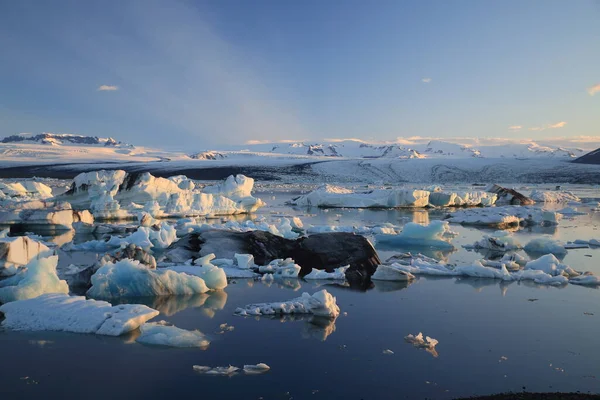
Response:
[288, 185, 430, 208]
[524, 238, 567, 256]
[404, 332, 439, 357]
[465, 231, 522, 252]
[569, 274, 600, 286]
[0, 235, 53, 276]
[0, 201, 92, 230]
[192, 365, 239, 376]
[375, 221, 455, 250]
[0, 293, 159, 336]
[428, 191, 497, 207]
[304, 266, 348, 280]
[57, 170, 265, 220]
[530, 190, 580, 203]
[243, 363, 271, 374]
[447, 206, 561, 227]
[525, 254, 579, 277]
[235, 289, 340, 318]
[164, 264, 228, 290]
[68, 222, 177, 252]
[87, 259, 210, 299]
[0, 256, 68, 303]
[372, 265, 416, 281]
[136, 321, 209, 348]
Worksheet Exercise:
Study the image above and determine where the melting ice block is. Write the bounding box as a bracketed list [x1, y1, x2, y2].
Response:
[0, 256, 68, 303]
[136, 321, 209, 348]
[375, 221, 455, 250]
[87, 259, 209, 298]
[0, 293, 159, 336]
[235, 289, 340, 318]
[288, 185, 430, 208]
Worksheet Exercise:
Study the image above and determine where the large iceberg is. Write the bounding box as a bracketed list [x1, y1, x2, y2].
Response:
[446, 206, 561, 228]
[136, 321, 209, 348]
[428, 191, 497, 207]
[0, 235, 53, 276]
[87, 259, 210, 298]
[288, 185, 430, 208]
[0, 200, 93, 230]
[0, 293, 159, 336]
[375, 221, 456, 250]
[235, 289, 340, 318]
[530, 190, 580, 203]
[56, 170, 265, 220]
[0, 256, 69, 303]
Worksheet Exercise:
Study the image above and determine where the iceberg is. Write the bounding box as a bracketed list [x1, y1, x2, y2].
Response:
[164, 264, 227, 290]
[530, 190, 580, 203]
[0, 293, 159, 336]
[372, 265, 416, 281]
[447, 206, 561, 228]
[87, 259, 210, 298]
[136, 321, 209, 348]
[235, 289, 340, 318]
[465, 231, 522, 252]
[304, 266, 348, 280]
[192, 365, 239, 375]
[0, 256, 69, 303]
[57, 170, 265, 220]
[375, 221, 455, 250]
[288, 184, 430, 208]
[404, 332, 439, 357]
[428, 191, 497, 207]
[524, 238, 567, 256]
[0, 235, 53, 276]
[524, 254, 579, 277]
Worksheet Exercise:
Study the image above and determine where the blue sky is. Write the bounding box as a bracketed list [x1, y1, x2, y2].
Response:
[0, 0, 599, 149]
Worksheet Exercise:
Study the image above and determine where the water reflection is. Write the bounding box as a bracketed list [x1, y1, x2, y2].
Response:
[112, 291, 228, 317]
[372, 279, 413, 292]
[248, 314, 337, 341]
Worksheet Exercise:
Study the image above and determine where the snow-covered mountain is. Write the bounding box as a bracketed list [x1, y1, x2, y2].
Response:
[240, 138, 588, 160]
[1, 133, 132, 148]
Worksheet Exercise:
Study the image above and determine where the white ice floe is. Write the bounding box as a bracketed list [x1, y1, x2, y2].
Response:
[304, 266, 348, 280]
[0, 200, 92, 230]
[465, 231, 522, 252]
[0, 293, 159, 336]
[404, 332, 439, 357]
[243, 363, 271, 374]
[0, 235, 53, 276]
[375, 221, 455, 250]
[67, 222, 177, 252]
[525, 254, 579, 277]
[87, 259, 209, 298]
[288, 184, 430, 208]
[524, 238, 567, 256]
[177, 217, 302, 239]
[58, 170, 265, 220]
[446, 206, 561, 227]
[0, 181, 53, 199]
[258, 258, 302, 279]
[428, 191, 497, 207]
[164, 264, 228, 290]
[569, 274, 600, 286]
[0, 256, 68, 303]
[530, 190, 580, 203]
[235, 289, 340, 318]
[136, 321, 209, 348]
[192, 365, 239, 375]
[556, 206, 586, 216]
[372, 265, 416, 281]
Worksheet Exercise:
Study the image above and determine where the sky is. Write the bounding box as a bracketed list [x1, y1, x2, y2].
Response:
[0, 0, 599, 150]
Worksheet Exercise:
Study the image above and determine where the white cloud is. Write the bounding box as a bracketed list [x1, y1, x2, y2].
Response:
[97, 85, 119, 91]
[421, 78, 432, 83]
[508, 125, 522, 130]
[548, 121, 567, 129]
[587, 83, 600, 96]
[528, 121, 567, 131]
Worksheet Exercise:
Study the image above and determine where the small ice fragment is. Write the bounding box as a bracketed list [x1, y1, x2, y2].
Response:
[192, 365, 239, 375]
[243, 363, 271, 374]
[382, 349, 394, 355]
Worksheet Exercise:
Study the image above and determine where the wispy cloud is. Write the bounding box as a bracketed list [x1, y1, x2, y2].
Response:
[97, 85, 119, 91]
[548, 121, 567, 129]
[508, 125, 522, 131]
[528, 121, 567, 131]
[587, 83, 600, 96]
[421, 78, 432, 83]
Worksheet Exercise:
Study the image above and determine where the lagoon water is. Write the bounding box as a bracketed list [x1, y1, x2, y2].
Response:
[2, 184, 600, 399]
